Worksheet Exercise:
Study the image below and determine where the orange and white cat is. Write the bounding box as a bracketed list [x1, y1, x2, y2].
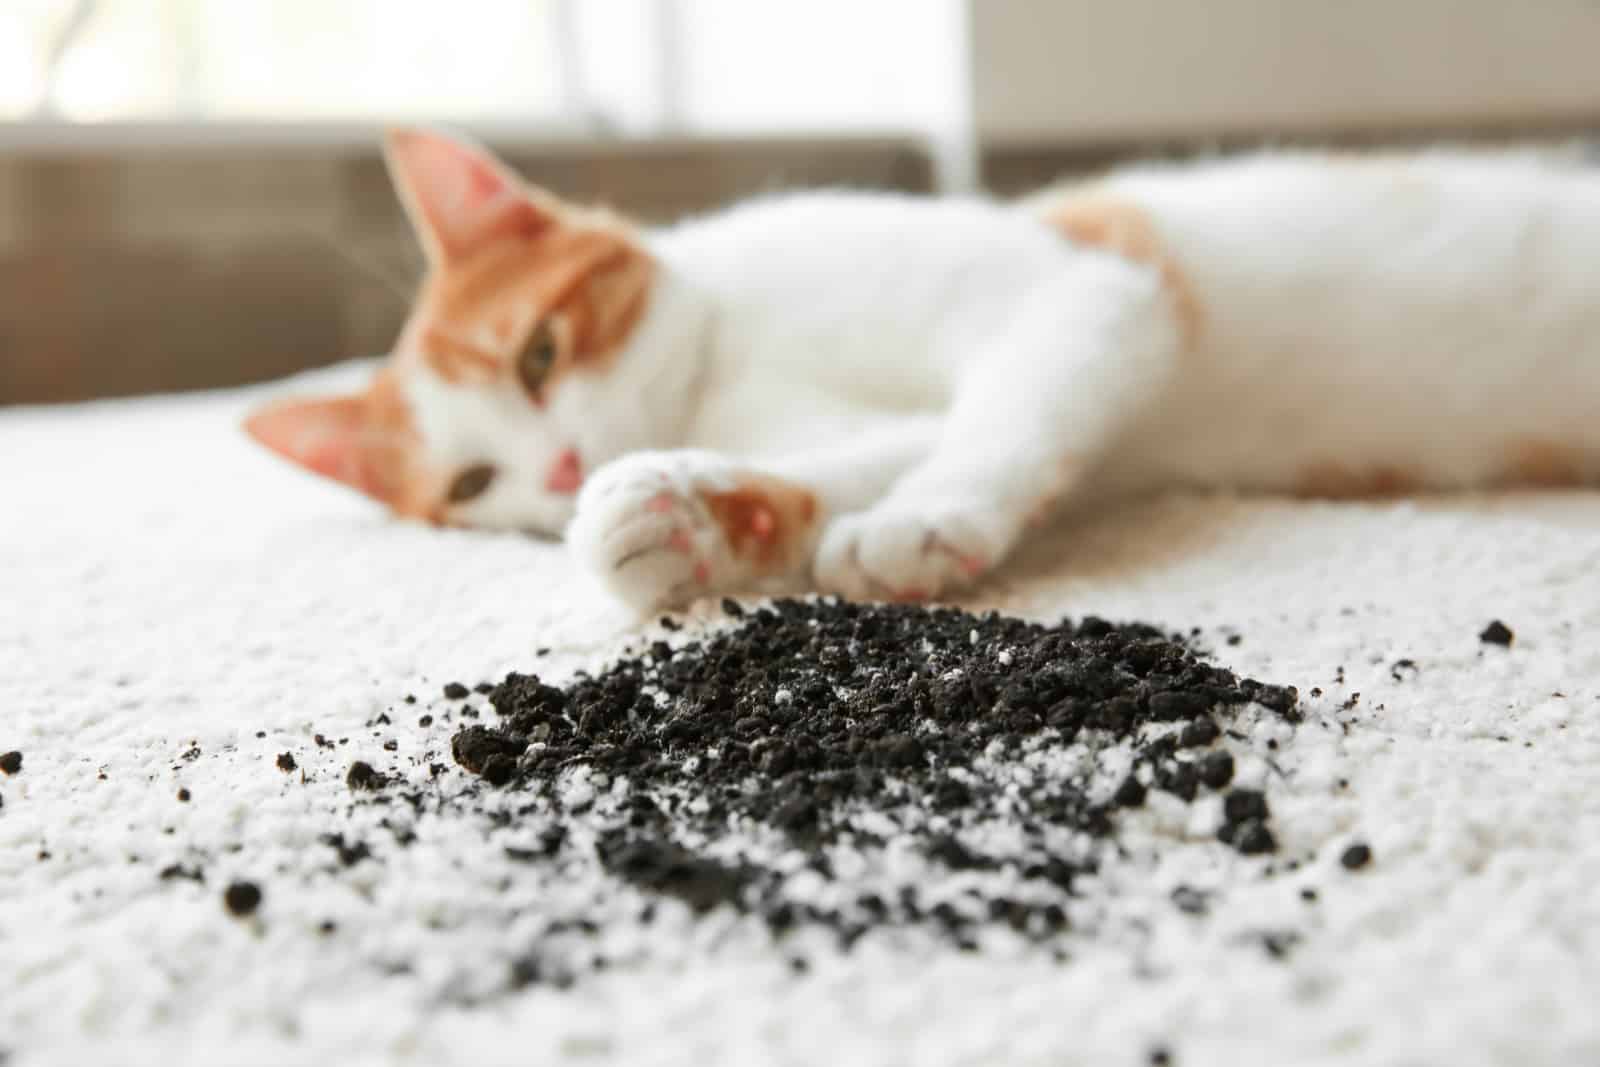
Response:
[246, 128, 1600, 611]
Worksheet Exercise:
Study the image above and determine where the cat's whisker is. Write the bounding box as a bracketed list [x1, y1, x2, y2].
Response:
[287, 222, 418, 308]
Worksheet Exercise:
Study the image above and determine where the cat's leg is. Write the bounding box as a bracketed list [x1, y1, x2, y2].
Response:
[567, 417, 941, 610]
[815, 257, 1184, 601]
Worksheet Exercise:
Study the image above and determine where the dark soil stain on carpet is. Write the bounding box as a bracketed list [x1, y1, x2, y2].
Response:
[440, 598, 1301, 974]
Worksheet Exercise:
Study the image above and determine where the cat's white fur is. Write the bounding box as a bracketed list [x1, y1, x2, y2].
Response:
[410, 149, 1600, 610]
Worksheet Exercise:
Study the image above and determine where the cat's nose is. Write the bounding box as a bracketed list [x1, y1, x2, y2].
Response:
[545, 448, 583, 494]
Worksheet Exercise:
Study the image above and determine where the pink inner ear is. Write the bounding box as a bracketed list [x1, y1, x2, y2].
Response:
[385, 127, 551, 259]
[244, 395, 395, 502]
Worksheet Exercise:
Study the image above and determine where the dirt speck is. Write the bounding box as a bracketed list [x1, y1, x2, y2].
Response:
[1479, 620, 1514, 647]
[346, 761, 388, 791]
[1340, 842, 1373, 870]
[223, 881, 262, 917]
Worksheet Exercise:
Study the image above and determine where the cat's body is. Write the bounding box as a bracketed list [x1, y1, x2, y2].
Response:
[246, 131, 1600, 611]
[1073, 151, 1600, 498]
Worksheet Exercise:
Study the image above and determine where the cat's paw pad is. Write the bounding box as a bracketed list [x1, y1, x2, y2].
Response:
[568, 452, 818, 611]
[814, 503, 1008, 602]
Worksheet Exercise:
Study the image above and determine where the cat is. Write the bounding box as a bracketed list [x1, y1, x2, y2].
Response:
[245, 128, 1600, 611]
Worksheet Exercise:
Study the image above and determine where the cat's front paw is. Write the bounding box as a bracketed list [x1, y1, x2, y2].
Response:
[813, 501, 1013, 602]
[567, 451, 820, 611]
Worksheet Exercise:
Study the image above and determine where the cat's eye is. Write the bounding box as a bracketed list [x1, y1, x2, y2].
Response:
[517, 321, 559, 398]
[447, 463, 497, 504]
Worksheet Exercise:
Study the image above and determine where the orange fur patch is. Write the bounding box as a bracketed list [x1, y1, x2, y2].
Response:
[359, 369, 441, 520]
[407, 213, 653, 387]
[1504, 439, 1585, 488]
[1295, 462, 1418, 500]
[1038, 191, 1202, 343]
[701, 474, 820, 571]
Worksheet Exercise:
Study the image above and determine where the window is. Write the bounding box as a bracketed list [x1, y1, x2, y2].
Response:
[0, 0, 970, 136]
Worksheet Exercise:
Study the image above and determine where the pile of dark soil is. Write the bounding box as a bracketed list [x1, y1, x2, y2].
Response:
[451, 598, 1300, 963]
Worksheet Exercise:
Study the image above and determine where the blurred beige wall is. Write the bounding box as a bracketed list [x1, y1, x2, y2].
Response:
[971, 0, 1600, 144]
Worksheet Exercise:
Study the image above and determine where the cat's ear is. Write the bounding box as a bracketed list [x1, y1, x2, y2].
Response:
[384, 127, 555, 262]
[243, 393, 405, 503]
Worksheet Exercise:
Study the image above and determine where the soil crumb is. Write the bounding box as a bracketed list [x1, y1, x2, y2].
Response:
[1340, 842, 1373, 870]
[223, 881, 262, 917]
[1479, 620, 1514, 647]
[346, 761, 388, 791]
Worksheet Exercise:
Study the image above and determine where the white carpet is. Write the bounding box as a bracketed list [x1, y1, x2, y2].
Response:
[4, 365, 1599, 1066]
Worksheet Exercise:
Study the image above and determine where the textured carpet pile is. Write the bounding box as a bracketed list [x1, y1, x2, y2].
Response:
[3, 363, 1598, 1066]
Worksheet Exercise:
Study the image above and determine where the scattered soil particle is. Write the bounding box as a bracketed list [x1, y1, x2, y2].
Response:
[223, 881, 262, 917]
[451, 726, 525, 777]
[418, 715, 434, 728]
[1171, 885, 1209, 915]
[0, 751, 21, 775]
[275, 753, 297, 773]
[158, 864, 205, 884]
[1197, 750, 1235, 789]
[1217, 790, 1276, 853]
[448, 598, 1300, 961]
[1340, 842, 1373, 870]
[1260, 930, 1301, 959]
[1178, 717, 1220, 747]
[443, 682, 472, 700]
[1113, 775, 1147, 808]
[1479, 620, 1514, 647]
[1230, 821, 1277, 855]
[176, 788, 191, 803]
[1223, 789, 1269, 824]
[346, 761, 388, 791]
[321, 833, 372, 867]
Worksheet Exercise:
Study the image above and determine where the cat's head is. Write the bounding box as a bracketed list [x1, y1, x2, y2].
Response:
[244, 128, 704, 534]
